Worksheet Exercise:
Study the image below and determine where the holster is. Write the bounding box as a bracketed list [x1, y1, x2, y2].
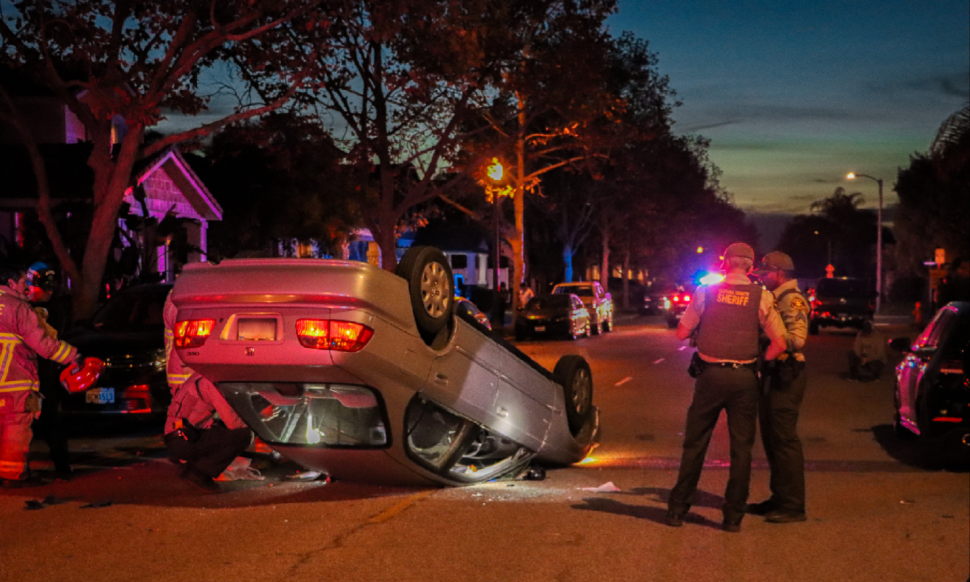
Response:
[688, 352, 706, 378]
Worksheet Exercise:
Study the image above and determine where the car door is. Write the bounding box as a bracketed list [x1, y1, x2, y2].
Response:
[901, 309, 956, 426]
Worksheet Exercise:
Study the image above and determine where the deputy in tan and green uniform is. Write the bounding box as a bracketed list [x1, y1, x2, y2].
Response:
[665, 243, 787, 533]
[749, 251, 810, 523]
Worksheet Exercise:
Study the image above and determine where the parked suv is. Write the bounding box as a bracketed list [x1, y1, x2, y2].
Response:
[552, 281, 613, 334]
[808, 277, 873, 334]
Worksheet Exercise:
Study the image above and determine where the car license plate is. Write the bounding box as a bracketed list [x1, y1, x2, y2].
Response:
[535, 326, 546, 332]
[86, 388, 114, 404]
[238, 318, 277, 341]
[838, 313, 848, 319]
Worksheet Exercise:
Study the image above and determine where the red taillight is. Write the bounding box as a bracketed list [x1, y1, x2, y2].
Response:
[673, 295, 681, 302]
[296, 319, 373, 352]
[682, 294, 691, 302]
[295, 319, 329, 349]
[175, 319, 216, 348]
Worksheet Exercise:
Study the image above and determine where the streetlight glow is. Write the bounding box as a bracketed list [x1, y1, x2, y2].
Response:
[487, 158, 504, 182]
[846, 171, 884, 315]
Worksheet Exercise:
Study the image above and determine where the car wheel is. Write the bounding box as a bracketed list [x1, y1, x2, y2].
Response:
[893, 412, 916, 440]
[553, 355, 593, 435]
[590, 314, 601, 335]
[666, 315, 678, 329]
[808, 319, 820, 335]
[395, 246, 454, 337]
[585, 322, 591, 337]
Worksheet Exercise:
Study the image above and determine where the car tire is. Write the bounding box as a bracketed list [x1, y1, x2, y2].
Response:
[808, 320, 820, 335]
[395, 246, 454, 337]
[893, 412, 916, 440]
[603, 312, 613, 332]
[666, 316, 678, 329]
[553, 355, 593, 435]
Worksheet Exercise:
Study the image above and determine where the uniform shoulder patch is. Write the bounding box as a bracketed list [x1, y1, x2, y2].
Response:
[790, 296, 807, 310]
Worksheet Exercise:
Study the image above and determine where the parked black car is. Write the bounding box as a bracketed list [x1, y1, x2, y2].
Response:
[809, 277, 873, 334]
[515, 294, 590, 341]
[59, 284, 172, 417]
[891, 301, 969, 468]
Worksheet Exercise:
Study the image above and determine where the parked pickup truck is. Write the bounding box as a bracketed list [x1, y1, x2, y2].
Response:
[551, 281, 614, 335]
[168, 246, 599, 486]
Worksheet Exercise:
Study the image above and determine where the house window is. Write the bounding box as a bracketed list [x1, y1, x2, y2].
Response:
[451, 254, 468, 269]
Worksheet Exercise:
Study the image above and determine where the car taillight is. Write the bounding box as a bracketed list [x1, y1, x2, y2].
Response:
[296, 319, 373, 352]
[682, 294, 691, 302]
[673, 295, 681, 302]
[175, 319, 216, 348]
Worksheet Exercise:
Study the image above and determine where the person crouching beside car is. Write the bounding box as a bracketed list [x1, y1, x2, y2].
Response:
[848, 320, 886, 382]
[163, 291, 252, 493]
[0, 262, 80, 488]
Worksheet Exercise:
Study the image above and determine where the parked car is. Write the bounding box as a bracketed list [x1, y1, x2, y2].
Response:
[169, 246, 599, 486]
[551, 281, 613, 334]
[515, 294, 590, 341]
[891, 301, 969, 468]
[809, 277, 873, 334]
[455, 297, 492, 331]
[59, 283, 172, 416]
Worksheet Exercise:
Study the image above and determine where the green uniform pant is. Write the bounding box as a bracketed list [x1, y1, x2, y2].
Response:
[759, 366, 808, 514]
[669, 365, 759, 523]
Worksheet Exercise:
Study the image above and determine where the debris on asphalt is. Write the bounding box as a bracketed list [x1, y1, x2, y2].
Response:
[899, 499, 915, 504]
[80, 500, 113, 509]
[24, 499, 45, 510]
[581, 481, 621, 492]
[215, 457, 265, 481]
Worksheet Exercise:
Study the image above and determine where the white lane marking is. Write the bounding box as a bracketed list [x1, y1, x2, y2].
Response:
[678, 346, 687, 351]
[653, 358, 665, 364]
[614, 376, 633, 386]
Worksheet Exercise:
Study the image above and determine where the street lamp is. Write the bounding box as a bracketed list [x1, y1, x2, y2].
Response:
[847, 172, 883, 315]
[486, 158, 508, 322]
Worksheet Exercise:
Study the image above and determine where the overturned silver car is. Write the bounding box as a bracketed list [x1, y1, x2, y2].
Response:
[170, 246, 599, 486]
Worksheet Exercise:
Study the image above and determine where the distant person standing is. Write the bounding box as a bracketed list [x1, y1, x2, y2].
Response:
[749, 251, 811, 524]
[0, 262, 79, 488]
[665, 243, 787, 532]
[28, 262, 75, 480]
[847, 320, 887, 382]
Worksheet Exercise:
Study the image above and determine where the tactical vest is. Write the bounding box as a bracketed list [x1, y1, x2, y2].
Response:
[695, 283, 762, 361]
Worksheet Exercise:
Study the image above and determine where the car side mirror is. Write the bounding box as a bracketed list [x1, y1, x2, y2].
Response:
[889, 337, 911, 352]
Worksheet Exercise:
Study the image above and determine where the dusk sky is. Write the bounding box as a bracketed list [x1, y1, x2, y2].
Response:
[609, 0, 969, 242]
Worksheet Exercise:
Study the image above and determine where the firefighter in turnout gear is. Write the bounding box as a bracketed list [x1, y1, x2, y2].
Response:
[0, 263, 79, 487]
[665, 243, 787, 532]
[163, 291, 252, 493]
[749, 251, 811, 523]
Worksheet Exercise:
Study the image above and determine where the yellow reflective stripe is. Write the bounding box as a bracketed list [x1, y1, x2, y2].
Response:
[0, 383, 39, 393]
[0, 339, 16, 385]
[50, 341, 73, 363]
[0, 333, 19, 340]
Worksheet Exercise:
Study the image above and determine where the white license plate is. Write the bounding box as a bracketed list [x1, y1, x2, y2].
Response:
[535, 326, 546, 332]
[85, 388, 114, 404]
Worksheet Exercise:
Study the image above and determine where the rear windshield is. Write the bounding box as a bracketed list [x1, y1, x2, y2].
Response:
[555, 286, 592, 297]
[816, 278, 868, 297]
[91, 287, 169, 332]
[527, 295, 571, 309]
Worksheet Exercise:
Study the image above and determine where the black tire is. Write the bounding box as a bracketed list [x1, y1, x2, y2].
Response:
[603, 311, 613, 332]
[590, 314, 601, 335]
[893, 413, 916, 440]
[395, 246, 454, 337]
[809, 319, 820, 335]
[553, 355, 593, 435]
[666, 315, 678, 329]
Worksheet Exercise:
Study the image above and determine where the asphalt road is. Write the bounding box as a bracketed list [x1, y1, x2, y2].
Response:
[2, 316, 967, 582]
